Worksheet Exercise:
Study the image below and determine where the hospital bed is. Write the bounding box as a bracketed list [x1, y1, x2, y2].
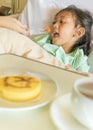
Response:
[0, 0, 93, 73]
[0, 1, 93, 130]
[20, 0, 93, 73]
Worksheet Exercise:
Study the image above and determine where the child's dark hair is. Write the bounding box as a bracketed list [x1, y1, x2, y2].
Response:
[56, 5, 93, 55]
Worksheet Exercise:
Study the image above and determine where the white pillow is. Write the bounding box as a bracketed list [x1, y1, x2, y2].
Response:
[20, 0, 93, 35]
[20, 0, 62, 35]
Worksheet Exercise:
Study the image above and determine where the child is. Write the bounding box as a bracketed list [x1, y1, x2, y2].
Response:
[32, 5, 93, 72]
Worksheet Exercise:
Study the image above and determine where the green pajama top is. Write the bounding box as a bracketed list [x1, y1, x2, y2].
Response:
[32, 34, 89, 72]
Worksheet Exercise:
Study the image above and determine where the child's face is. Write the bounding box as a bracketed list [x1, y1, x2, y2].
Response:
[51, 11, 78, 52]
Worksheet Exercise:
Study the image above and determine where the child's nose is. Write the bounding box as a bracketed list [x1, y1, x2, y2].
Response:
[53, 22, 59, 29]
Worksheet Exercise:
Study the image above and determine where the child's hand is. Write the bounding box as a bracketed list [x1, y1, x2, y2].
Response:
[79, 72, 93, 77]
[64, 64, 77, 71]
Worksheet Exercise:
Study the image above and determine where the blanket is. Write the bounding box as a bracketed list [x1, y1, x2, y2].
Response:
[0, 28, 65, 69]
[0, 27, 92, 76]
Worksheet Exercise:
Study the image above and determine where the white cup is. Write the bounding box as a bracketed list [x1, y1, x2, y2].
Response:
[70, 77, 93, 129]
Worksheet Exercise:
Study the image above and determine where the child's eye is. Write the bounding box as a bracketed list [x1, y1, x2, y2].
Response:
[52, 21, 56, 25]
[60, 21, 65, 24]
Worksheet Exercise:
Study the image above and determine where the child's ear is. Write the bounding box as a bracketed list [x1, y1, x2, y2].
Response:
[75, 27, 85, 38]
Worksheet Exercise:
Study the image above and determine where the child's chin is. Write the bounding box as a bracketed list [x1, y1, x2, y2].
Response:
[52, 38, 59, 45]
[53, 40, 60, 46]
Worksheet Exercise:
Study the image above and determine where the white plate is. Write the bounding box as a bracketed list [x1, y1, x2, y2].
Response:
[50, 93, 89, 130]
[0, 68, 58, 111]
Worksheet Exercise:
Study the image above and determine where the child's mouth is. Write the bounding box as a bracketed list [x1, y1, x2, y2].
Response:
[53, 32, 59, 38]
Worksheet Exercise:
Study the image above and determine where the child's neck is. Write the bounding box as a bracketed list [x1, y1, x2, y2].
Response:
[62, 45, 71, 54]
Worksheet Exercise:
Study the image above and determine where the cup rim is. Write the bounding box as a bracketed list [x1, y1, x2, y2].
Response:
[74, 77, 93, 101]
